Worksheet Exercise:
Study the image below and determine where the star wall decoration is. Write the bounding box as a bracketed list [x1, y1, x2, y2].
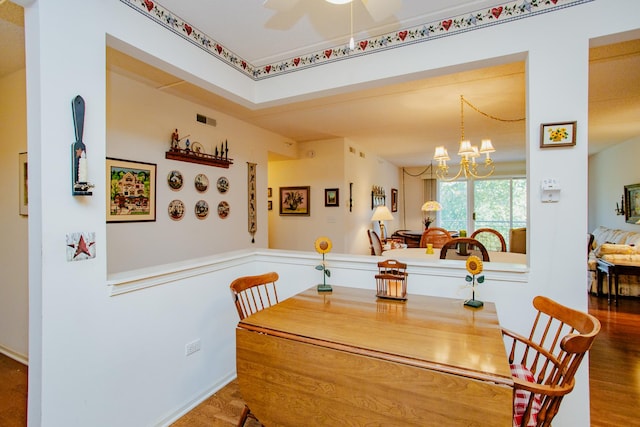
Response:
[66, 232, 96, 261]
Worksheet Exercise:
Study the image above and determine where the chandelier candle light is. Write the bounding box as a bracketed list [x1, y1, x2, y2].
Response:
[433, 95, 525, 181]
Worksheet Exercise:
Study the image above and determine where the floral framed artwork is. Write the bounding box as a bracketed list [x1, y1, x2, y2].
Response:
[280, 186, 310, 216]
[391, 188, 398, 212]
[624, 183, 640, 224]
[106, 158, 157, 223]
[325, 188, 339, 207]
[540, 121, 576, 148]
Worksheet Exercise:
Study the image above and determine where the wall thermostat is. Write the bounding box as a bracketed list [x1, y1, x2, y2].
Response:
[541, 178, 560, 203]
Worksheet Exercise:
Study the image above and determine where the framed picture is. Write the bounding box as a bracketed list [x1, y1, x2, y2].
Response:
[540, 121, 577, 148]
[18, 152, 28, 216]
[280, 186, 310, 216]
[268, 200, 273, 211]
[391, 188, 398, 212]
[325, 188, 339, 207]
[267, 187, 272, 198]
[106, 158, 157, 223]
[624, 183, 640, 224]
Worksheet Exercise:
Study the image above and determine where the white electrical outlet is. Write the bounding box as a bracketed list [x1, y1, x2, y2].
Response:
[185, 339, 201, 356]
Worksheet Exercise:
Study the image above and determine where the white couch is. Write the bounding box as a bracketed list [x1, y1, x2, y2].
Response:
[588, 226, 640, 297]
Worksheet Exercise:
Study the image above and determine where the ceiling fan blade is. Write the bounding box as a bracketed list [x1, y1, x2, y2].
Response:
[361, 0, 401, 21]
[263, 0, 300, 12]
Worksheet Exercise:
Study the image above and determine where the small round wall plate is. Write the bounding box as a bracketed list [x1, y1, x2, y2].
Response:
[195, 173, 209, 193]
[195, 200, 209, 219]
[167, 170, 183, 190]
[217, 176, 229, 193]
[217, 201, 230, 218]
[168, 200, 185, 221]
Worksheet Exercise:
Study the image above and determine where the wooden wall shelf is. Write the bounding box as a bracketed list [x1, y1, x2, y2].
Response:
[165, 149, 233, 168]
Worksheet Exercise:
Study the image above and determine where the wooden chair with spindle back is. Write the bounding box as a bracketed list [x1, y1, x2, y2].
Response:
[471, 228, 507, 252]
[367, 229, 383, 256]
[419, 227, 452, 248]
[439, 238, 490, 261]
[502, 296, 600, 427]
[230, 271, 280, 426]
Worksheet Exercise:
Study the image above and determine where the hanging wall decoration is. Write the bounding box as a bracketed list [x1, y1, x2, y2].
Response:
[247, 162, 257, 243]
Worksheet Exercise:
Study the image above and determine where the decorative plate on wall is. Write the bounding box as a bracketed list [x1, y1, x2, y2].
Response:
[167, 170, 183, 190]
[195, 200, 209, 219]
[218, 201, 230, 219]
[195, 173, 209, 193]
[217, 176, 229, 193]
[168, 200, 185, 220]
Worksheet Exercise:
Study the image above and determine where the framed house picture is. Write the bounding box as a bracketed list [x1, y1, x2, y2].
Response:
[106, 158, 157, 223]
[280, 186, 310, 216]
[624, 183, 640, 224]
[540, 121, 577, 148]
[325, 188, 339, 207]
[391, 188, 398, 212]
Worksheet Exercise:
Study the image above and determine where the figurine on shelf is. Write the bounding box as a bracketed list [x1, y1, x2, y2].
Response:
[185, 139, 191, 152]
[171, 129, 180, 150]
[214, 145, 219, 157]
[225, 139, 229, 160]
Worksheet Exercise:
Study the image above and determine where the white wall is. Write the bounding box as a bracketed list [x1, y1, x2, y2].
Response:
[107, 72, 295, 272]
[19, 0, 640, 426]
[0, 69, 29, 362]
[268, 138, 401, 255]
[588, 136, 640, 232]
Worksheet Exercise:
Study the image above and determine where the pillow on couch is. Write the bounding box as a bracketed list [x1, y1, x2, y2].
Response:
[596, 243, 637, 257]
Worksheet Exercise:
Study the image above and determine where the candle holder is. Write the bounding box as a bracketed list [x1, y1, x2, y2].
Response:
[375, 259, 408, 300]
[71, 95, 94, 196]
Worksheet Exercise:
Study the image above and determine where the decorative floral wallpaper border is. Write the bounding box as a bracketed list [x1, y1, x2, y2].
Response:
[120, 0, 592, 81]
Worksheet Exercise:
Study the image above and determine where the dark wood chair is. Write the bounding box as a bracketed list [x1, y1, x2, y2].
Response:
[375, 259, 408, 299]
[230, 272, 279, 427]
[439, 238, 490, 261]
[510, 227, 527, 254]
[471, 228, 507, 252]
[367, 229, 383, 256]
[503, 296, 600, 427]
[419, 227, 452, 248]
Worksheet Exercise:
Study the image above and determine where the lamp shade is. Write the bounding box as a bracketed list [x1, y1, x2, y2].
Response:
[421, 201, 442, 212]
[371, 205, 394, 221]
[480, 139, 495, 153]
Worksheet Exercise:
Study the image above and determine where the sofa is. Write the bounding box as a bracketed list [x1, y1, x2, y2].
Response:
[588, 226, 640, 297]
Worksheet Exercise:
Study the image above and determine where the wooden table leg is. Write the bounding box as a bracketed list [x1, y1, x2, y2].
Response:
[607, 270, 613, 305]
[614, 271, 619, 305]
[596, 268, 603, 296]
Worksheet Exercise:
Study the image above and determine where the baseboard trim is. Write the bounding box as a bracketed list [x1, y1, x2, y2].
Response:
[0, 344, 28, 365]
[154, 371, 237, 427]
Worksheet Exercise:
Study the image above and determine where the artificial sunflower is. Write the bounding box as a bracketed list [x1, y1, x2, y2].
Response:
[464, 255, 485, 308]
[466, 255, 483, 275]
[315, 236, 332, 254]
[314, 237, 332, 292]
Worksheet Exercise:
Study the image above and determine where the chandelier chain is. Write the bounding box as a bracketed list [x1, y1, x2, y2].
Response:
[461, 95, 525, 123]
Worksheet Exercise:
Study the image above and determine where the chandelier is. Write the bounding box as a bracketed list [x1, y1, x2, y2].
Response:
[433, 95, 498, 181]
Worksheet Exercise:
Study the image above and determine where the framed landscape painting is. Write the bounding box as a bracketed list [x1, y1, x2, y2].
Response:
[280, 186, 310, 216]
[325, 188, 339, 207]
[625, 183, 640, 224]
[106, 158, 157, 223]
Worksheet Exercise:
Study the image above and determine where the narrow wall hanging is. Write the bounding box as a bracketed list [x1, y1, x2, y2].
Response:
[71, 95, 94, 195]
[247, 162, 257, 243]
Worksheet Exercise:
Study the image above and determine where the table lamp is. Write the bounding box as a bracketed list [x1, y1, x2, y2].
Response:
[421, 200, 442, 228]
[371, 205, 394, 240]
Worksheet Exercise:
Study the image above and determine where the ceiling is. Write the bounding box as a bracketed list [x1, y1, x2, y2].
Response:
[3, 1, 640, 167]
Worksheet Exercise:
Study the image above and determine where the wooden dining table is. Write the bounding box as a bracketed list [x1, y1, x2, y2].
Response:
[235, 286, 513, 426]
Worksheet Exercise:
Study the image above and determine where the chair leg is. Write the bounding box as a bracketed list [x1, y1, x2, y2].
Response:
[237, 405, 250, 427]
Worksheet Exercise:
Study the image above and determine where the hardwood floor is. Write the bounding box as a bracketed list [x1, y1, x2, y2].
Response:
[588, 295, 640, 427]
[0, 294, 637, 426]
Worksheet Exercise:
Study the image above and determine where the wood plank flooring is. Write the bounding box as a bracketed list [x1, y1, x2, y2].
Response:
[0, 294, 637, 426]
